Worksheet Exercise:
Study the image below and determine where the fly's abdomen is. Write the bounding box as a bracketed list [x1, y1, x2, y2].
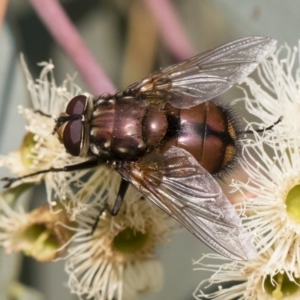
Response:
[162, 102, 237, 175]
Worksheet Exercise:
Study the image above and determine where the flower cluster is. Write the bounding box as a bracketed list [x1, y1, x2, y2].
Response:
[194, 43, 300, 299]
[65, 176, 174, 300]
[0, 60, 176, 300]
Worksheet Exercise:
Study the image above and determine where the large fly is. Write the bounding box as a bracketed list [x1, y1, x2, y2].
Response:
[2, 36, 277, 260]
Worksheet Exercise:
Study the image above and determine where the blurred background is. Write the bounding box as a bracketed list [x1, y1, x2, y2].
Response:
[1, 0, 300, 299]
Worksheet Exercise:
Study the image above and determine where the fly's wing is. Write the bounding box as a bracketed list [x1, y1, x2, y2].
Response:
[118, 147, 257, 261]
[129, 36, 277, 108]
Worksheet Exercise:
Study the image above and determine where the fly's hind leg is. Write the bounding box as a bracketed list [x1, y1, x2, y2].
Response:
[91, 178, 129, 234]
[111, 178, 129, 215]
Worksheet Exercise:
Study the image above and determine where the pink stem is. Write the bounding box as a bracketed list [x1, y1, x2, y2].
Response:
[0, 0, 7, 30]
[144, 0, 196, 60]
[29, 0, 116, 95]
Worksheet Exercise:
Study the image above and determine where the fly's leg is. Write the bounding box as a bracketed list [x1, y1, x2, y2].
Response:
[111, 178, 129, 215]
[91, 178, 129, 234]
[1, 159, 99, 188]
[91, 203, 109, 234]
[239, 116, 283, 134]
[34, 110, 52, 118]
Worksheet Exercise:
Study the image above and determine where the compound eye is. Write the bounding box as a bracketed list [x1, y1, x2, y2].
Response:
[66, 95, 87, 115]
[63, 120, 82, 156]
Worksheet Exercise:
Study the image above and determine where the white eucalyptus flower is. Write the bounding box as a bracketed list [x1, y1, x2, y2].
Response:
[0, 199, 74, 262]
[194, 250, 300, 300]
[0, 59, 111, 216]
[239, 42, 300, 139]
[65, 173, 176, 300]
[194, 42, 300, 300]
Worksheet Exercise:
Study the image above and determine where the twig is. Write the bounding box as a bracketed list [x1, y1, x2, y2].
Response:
[0, 0, 8, 31]
[144, 0, 196, 60]
[29, 0, 116, 95]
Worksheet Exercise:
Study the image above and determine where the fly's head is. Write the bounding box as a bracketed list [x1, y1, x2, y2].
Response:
[53, 95, 93, 157]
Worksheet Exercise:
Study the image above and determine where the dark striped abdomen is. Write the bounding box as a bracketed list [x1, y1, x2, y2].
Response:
[161, 102, 237, 175]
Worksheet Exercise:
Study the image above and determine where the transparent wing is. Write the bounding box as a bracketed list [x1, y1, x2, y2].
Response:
[129, 36, 277, 108]
[118, 147, 257, 260]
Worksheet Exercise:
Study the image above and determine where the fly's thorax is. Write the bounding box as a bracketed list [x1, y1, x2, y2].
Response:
[143, 105, 168, 147]
[161, 102, 238, 175]
[89, 97, 167, 160]
[89, 97, 115, 158]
